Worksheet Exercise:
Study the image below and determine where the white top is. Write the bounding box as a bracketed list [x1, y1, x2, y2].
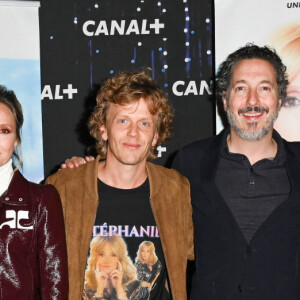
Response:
[0, 159, 14, 196]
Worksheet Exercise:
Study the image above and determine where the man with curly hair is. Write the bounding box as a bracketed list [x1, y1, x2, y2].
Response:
[173, 44, 300, 299]
[47, 71, 194, 300]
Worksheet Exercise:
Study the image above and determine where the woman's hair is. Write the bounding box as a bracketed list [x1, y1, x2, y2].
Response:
[135, 241, 158, 266]
[216, 43, 288, 102]
[0, 85, 23, 166]
[88, 70, 174, 160]
[270, 23, 300, 83]
[85, 234, 137, 290]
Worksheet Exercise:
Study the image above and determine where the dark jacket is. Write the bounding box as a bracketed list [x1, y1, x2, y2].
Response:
[172, 130, 300, 300]
[0, 170, 68, 299]
[46, 157, 194, 300]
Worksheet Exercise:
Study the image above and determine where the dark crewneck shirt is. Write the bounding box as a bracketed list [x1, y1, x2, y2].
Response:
[215, 130, 290, 242]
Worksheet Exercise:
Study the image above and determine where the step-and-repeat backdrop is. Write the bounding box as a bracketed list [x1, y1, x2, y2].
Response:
[4, 1, 297, 181]
[215, 0, 300, 142]
[39, 0, 214, 178]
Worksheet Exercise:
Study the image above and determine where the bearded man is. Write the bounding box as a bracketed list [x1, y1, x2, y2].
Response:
[172, 44, 300, 299]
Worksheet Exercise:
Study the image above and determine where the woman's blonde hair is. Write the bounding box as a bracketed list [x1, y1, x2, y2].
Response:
[85, 234, 137, 290]
[270, 23, 300, 82]
[135, 241, 158, 266]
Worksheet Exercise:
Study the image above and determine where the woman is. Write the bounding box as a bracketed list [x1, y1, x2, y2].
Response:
[135, 241, 162, 294]
[84, 234, 149, 300]
[270, 24, 300, 141]
[0, 85, 68, 299]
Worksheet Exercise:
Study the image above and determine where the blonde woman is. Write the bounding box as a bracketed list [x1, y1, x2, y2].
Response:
[135, 241, 162, 294]
[84, 234, 149, 300]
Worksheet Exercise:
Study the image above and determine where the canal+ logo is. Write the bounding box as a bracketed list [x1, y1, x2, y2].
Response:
[82, 19, 165, 36]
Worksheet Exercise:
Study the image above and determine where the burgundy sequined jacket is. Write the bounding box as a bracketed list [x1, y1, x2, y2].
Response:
[0, 170, 68, 299]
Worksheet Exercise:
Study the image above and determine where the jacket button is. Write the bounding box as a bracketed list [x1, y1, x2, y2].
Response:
[5, 197, 9, 201]
[238, 285, 243, 292]
[18, 198, 23, 202]
[246, 246, 252, 253]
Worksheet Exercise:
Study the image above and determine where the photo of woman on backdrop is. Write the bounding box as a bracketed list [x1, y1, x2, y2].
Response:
[84, 233, 149, 300]
[270, 23, 300, 141]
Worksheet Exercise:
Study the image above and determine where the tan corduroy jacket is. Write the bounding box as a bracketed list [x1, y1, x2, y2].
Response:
[46, 156, 194, 300]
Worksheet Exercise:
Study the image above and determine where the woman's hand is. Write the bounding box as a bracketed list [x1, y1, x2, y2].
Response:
[95, 269, 109, 294]
[110, 261, 126, 298]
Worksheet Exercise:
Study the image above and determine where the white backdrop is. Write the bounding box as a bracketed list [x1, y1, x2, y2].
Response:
[0, 1, 43, 182]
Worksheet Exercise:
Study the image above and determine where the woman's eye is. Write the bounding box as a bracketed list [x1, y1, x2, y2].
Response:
[0, 129, 10, 134]
[282, 96, 300, 108]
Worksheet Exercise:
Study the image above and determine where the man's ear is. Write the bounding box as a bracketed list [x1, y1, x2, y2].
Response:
[152, 131, 159, 147]
[100, 124, 108, 141]
[222, 92, 228, 112]
[278, 98, 282, 109]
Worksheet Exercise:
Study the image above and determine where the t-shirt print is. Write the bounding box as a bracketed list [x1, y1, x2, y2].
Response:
[82, 179, 171, 300]
[83, 233, 163, 300]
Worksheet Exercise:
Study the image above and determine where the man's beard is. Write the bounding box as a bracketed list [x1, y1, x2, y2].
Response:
[226, 105, 280, 141]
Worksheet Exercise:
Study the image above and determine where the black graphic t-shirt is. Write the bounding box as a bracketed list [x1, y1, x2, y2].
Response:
[83, 179, 171, 300]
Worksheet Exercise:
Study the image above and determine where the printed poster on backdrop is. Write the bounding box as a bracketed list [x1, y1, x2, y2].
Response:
[215, 0, 300, 142]
[0, 1, 43, 183]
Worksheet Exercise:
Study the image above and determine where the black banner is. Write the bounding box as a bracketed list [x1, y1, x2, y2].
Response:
[40, 0, 214, 177]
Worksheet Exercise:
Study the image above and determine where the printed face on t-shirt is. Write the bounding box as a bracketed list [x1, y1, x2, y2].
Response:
[141, 245, 151, 262]
[96, 243, 119, 274]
